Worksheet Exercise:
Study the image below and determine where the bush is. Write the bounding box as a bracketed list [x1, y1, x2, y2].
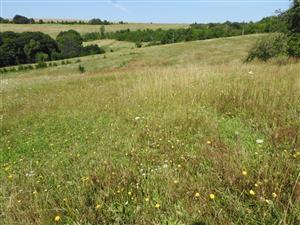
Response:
[287, 33, 300, 57]
[78, 64, 85, 73]
[135, 42, 142, 48]
[81, 44, 104, 56]
[245, 34, 287, 62]
[36, 61, 47, 69]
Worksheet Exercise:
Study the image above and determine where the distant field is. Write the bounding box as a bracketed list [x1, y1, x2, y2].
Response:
[1, 35, 300, 224]
[83, 39, 136, 52]
[0, 23, 189, 37]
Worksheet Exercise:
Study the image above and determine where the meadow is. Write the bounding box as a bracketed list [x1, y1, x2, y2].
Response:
[1, 34, 300, 224]
[0, 23, 188, 38]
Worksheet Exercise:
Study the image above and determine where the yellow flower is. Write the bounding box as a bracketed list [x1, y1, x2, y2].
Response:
[195, 192, 200, 198]
[128, 191, 132, 196]
[32, 191, 37, 195]
[254, 183, 259, 187]
[145, 197, 150, 202]
[155, 203, 160, 208]
[249, 190, 255, 196]
[8, 175, 13, 180]
[174, 180, 179, 184]
[209, 194, 215, 200]
[242, 170, 247, 176]
[177, 164, 181, 168]
[95, 204, 101, 209]
[272, 192, 277, 198]
[54, 215, 60, 222]
[265, 199, 271, 204]
[207, 141, 211, 145]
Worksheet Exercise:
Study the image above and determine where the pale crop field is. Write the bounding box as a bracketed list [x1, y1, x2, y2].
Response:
[0, 23, 189, 38]
[1, 35, 300, 225]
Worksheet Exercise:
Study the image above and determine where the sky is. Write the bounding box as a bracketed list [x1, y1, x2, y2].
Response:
[0, 0, 291, 23]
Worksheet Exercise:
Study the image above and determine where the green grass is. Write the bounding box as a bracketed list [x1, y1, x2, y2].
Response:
[1, 34, 300, 225]
[0, 23, 189, 38]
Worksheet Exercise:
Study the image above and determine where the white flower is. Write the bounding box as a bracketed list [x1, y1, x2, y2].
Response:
[25, 171, 35, 177]
[256, 139, 264, 144]
[162, 164, 168, 169]
[134, 117, 140, 121]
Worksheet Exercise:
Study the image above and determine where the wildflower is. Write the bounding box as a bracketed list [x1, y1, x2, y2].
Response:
[145, 197, 150, 202]
[254, 183, 259, 187]
[4, 166, 10, 171]
[248, 71, 254, 75]
[177, 164, 181, 168]
[209, 194, 215, 200]
[32, 191, 37, 195]
[249, 190, 255, 196]
[242, 170, 247, 176]
[95, 204, 101, 209]
[128, 191, 132, 196]
[207, 140, 211, 145]
[155, 203, 160, 208]
[17, 200, 21, 203]
[135, 117, 140, 121]
[54, 215, 60, 222]
[174, 180, 179, 184]
[272, 192, 277, 198]
[195, 192, 200, 198]
[8, 175, 13, 180]
[256, 139, 264, 144]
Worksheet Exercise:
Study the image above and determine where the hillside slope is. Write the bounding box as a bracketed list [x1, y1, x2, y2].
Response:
[1, 35, 300, 225]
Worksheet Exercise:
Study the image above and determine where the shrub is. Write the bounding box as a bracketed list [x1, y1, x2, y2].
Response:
[76, 59, 81, 63]
[61, 61, 66, 65]
[135, 42, 142, 48]
[36, 61, 47, 69]
[53, 62, 58, 67]
[245, 34, 287, 62]
[81, 44, 104, 56]
[78, 64, 85, 73]
[287, 33, 300, 57]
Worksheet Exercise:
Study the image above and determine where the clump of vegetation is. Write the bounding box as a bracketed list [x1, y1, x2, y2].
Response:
[35, 61, 47, 69]
[78, 64, 85, 73]
[246, 1, 299, 62]
[245, 34, 287, 62]
[0, 30, 105, 68]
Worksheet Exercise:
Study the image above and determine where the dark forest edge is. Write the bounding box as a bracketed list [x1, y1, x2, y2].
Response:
[0, 30, 105, 68]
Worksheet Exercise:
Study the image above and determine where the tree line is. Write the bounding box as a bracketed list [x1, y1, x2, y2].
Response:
[0, 30, 104, 67]
[82, 15, 287, 45]
[0, 14, 124, 25]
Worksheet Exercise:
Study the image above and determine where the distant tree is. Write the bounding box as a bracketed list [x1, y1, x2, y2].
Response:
[56, 30, 83, 58]
[38, 19, 44, 24]
[13, 15, 30, 24]
[29, 18, 35, 24]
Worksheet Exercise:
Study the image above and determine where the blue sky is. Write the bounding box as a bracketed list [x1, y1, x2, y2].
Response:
[1, 0, 291, 23]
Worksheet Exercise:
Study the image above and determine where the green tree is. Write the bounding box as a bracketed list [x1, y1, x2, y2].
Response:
[56, 30, 83, 58]
[13, 15, 30, 24]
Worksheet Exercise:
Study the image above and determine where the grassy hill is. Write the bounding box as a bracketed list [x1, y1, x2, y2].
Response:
[0, 23, 189, 38]
[1, 35, 300, 224]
